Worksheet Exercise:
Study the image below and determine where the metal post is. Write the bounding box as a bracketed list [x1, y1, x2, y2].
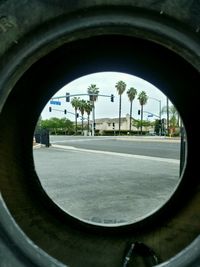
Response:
[159, 100, 161, 119]
[166, 97, 170, 136]
[179, 121, 186, 177]
[91, 100, 95, 137]
[149, 97, 161, 118]
[149, 97, 162, 135]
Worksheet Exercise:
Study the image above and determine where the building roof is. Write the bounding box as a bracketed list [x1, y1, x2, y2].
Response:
[95, 116, 132, 124]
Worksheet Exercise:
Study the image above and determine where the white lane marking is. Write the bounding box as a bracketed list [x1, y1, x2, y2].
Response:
[50, 136, 181, 144]
[51, 144, 179, 164]
[50, 137, 114, 143]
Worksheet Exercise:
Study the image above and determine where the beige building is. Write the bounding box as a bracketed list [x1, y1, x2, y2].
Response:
[80, 114, 154, 135]
[94, 114, 138, 134]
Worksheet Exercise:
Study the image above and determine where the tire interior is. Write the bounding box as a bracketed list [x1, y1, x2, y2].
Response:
[0, 34, 199, 267]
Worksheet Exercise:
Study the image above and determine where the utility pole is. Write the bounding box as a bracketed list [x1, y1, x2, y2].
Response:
[91, 99, 95, 137]
[51, 92, 114, 137]
[166, 97, 170, 136]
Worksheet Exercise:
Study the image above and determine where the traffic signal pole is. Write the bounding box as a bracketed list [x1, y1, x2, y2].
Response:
[49, 107, 85, 120]
[50, 93, 114, 137]
[91, 100, 95, 137]
[51, 93, 114, 100]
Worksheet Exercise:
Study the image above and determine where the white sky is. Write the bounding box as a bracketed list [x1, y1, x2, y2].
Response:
[41, 72, 172, 121]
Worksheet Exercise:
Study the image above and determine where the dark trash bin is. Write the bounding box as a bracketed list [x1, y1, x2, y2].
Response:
[34, 129, 50, 147]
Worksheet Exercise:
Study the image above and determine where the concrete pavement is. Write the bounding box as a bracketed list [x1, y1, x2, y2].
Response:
[33, 145, 180, 226]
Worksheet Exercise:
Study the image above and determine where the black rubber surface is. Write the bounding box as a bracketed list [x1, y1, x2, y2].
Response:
[0, 1, 200, 266]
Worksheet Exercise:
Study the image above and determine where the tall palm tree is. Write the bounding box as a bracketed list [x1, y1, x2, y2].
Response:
[84, 101, 93, 135]
[87, 84, 99, 136]
[71, 97, 80, 135]
[127, 87, 137, 134]
[78, 99, 87, 135]
[115, 80, 126, 135]
[138, 91, 148, 135]
[87, 84, 99, 102]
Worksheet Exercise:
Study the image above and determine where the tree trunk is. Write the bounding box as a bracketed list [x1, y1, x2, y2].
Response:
[129, 101, 133, 133]
[92, 101, 95, 136]
[81, 116, 84, 135]
[140, 105, 143, 135]
[75, 108, 77, 135]
[119, 95, 121, 135]
[87, 115, 90, 135]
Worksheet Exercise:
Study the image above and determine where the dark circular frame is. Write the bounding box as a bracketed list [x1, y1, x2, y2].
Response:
[0, 7, 200, 267]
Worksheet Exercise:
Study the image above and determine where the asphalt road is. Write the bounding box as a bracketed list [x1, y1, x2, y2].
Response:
[50, 135, 181, 159]
[33, 136, 181, 226]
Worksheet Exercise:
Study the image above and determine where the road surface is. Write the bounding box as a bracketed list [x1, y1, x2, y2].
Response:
[50, 135, 180, 159]
[33, 136, 182, 226]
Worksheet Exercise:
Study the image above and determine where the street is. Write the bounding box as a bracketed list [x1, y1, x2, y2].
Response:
[50, 135, 181, 159]
[33, 136, 181, 225]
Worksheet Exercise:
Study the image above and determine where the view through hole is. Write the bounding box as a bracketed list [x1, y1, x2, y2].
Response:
[33, 72, 186, 226]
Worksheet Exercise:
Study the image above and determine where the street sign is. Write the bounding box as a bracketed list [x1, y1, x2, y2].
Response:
[50, 100, 61, 105]
[148, 114, 153, 117]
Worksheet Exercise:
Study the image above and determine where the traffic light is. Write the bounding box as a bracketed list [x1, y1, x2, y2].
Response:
[76, 113, 79, 118]
[49, 107, 52, 112]
[111, 94, 114, 102]
[66, 92, 70, 102]
[64, 109, 67, 114]
[138, 110, 140, 115]
[112, 122, 115, 129]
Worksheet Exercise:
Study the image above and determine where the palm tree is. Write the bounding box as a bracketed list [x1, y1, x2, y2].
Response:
[115, 80, 126, 135]
[71, 97, 80, 135]
[87, 84, 99, 102]
[127, 87, 137, 134]
[87, 84, 99, 136]
[84, 101, 93, 135]
[78, 99, 87, 135]
[138, 91, 148, 135]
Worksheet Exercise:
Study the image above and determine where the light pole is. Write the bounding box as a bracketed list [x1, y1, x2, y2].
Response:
[89, 93, 96, 137]
[148, 97, 162, 135]
[51, 92, 114, 137]
[166, 97, 170, 136]
[148, 97, 161, 120]
[91, 98, 95, 137]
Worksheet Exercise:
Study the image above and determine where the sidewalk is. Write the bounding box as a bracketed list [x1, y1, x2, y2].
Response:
[33, 146, 180, 226]
[115, 135, 181, 143]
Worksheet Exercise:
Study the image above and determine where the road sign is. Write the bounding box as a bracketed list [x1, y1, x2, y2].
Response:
[50, 100, 61, 105]
[148, 114, 153, 117]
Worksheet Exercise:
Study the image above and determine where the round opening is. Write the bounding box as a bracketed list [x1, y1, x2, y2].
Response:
[0, 22, 199, 266]
[33, 71, 187, 226]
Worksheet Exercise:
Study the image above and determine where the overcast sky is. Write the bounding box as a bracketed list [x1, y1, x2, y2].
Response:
[41, 72, 172, 121]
